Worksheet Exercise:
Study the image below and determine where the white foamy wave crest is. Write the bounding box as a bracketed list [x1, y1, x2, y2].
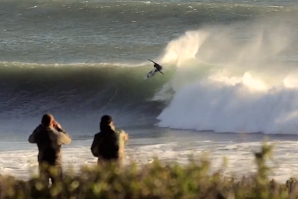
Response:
[160, 30, 210, 66]
[156, 20, 298, 134]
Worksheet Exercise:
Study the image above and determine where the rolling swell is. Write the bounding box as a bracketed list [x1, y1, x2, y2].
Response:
[0, 62, 170, 125]
[3, 1, 294, 28]
[2, 0, 298, 63]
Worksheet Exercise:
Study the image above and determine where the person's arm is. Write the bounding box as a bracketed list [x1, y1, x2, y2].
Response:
[90, 134, 100, 157]
[123, 131, 128, 141]
[57, 130, 71, 145]
[28, 132, 37, 143]
[28, 126, 40, 143]
[119, 129, 128, 142]
[54, 121, 71, 145]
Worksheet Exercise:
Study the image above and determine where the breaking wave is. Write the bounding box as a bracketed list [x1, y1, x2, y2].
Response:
[156, 20, 298, 134]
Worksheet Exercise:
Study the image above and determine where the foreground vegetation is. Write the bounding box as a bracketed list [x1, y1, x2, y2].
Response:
[1, 143, 298, 199]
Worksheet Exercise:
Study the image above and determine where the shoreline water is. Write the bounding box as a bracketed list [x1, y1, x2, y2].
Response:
[1, 128, 298, 183]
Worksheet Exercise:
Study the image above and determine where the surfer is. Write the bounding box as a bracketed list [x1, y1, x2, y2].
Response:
[144, 59, 164, 79]
[149, 59, 163, 74]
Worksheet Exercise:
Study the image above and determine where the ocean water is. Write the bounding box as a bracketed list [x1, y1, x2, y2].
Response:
[1, 0, 298, 181]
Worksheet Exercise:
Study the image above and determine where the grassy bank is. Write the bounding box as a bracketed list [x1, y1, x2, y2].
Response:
[1, 143, 298, 199]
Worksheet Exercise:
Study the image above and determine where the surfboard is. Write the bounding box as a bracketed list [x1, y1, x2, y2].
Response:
[144, 69, 157, 79]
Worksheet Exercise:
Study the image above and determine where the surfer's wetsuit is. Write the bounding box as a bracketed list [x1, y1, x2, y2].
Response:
[154, 63, 162, 71]
[154, 63, 163, 74]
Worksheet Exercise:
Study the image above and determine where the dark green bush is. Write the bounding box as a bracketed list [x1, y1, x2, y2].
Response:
[0, 143, 297, 199]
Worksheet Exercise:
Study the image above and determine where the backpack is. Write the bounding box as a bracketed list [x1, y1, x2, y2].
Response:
[98, 131, 119, 160]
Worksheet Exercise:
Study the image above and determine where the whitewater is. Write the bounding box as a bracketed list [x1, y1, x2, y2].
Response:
[157, 22, 298, 134]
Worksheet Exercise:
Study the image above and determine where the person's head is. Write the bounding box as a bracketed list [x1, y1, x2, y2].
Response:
[100, 115, 115, 132]
[41, 114, 55, 127]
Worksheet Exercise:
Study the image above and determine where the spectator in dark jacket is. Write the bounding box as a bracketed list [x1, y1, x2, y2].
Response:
[28, 114, 71, 185]
[91, 115, 128, 166]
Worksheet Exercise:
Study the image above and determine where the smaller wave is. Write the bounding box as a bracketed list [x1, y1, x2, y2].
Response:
[0, 61, 147, 68]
